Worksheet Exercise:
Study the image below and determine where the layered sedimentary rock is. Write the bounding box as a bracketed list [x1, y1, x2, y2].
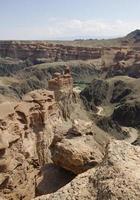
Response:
[0, 40, 140, 103]
[0, 41, 102, 62]
[0, 31, 140, 200]
[48, 66, 73, 95]
[0, 89, 62, 200]
[0, 70, 95, 199]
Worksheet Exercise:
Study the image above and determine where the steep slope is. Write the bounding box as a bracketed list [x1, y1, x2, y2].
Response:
[80, 76, 140, 140]
[1, 30, 140, 102]
[112, 100, 140, 127]
[0, 81, 110, 199]
[0, 31, 140, 199]
[0, 41, 101, 61]
[125, 29, 140, 45]
[80, 76, 140, 107]
[0, 89, 63, 200]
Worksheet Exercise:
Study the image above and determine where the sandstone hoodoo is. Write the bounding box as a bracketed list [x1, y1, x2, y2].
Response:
[48, 66, 73, 92]
[48, 66, 79, 120]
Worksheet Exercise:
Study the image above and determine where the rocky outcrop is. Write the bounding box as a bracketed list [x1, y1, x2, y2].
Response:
[112, 100, 140, 127]
[80, 76, 140, 141]
[97, 117, 129, 140]
[34, 140, 140, 200]
[0, 84, 101, 199]
[0, 58, 29, 76]
[80, 76, 140, 108]
[1, 31, 140, 200]
[52, 138, 99, 174]
[80, 79, 109, 108]
[51, 120, 104, 174]
[0, 41, 102, 62]
[0, 89, 62, 200]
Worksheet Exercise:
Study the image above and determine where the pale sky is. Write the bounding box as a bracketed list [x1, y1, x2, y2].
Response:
[0, 0, 140, 40]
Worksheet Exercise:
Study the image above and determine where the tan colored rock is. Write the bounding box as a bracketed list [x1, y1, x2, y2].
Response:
[34, 168, 96, 200]
[0, 102, 15, 119]
[51, 119, 108, 175]
[34, 140, 140, 200]
[23, 89, 55, 103]
[68, 119, 92, 136]
[51, 136, 103, 174]
[0, 41, 102, 61]
[0, 89, 62, 200]
[0, 86, 109, 199]
[0, 133, 9, 150]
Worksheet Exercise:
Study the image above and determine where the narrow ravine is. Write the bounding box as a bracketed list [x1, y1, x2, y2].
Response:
[96, 106, 139, 144]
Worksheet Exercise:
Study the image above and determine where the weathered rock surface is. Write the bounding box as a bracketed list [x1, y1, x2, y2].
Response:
[80, 79, 109, 108]
[0, 89, 62, 200]
[51, 119, 108, 174]
[0, 84, 104, 199]
[51, 137, 103, 174]
[80, 76, 140, 107]
[80, 76, 140, 138]
[34, 140, 140, 200]
[1, 30, 140, 102]
[0, 41, 101, 62]
[68, 119, 93, 136]
[112, 100, 140, 127]
[0, 31, 140, 200]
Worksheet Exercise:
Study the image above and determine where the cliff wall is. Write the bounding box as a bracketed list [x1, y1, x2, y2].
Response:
[0, 41, 102, 62]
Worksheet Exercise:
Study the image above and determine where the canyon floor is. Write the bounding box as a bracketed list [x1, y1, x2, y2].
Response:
[0, 30, 140, 200]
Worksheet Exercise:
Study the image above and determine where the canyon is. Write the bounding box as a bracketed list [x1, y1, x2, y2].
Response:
[0, 30, 140, 200]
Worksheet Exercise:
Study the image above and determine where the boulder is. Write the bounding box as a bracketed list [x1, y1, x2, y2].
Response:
[51, 136, 103, 174]
[68, 119, 93, 136]
[34, 140, 140, 200]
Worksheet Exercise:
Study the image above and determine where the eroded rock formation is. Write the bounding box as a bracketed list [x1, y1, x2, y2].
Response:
[0, 41, 102, 62]
[0, 72, 110, 199]
[0, 31, 140, 200]
[0, 89, 62, 200]
[51, 119, 105, 174]
[34, 140, 140, 200]
[0, 72, 98, 199]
